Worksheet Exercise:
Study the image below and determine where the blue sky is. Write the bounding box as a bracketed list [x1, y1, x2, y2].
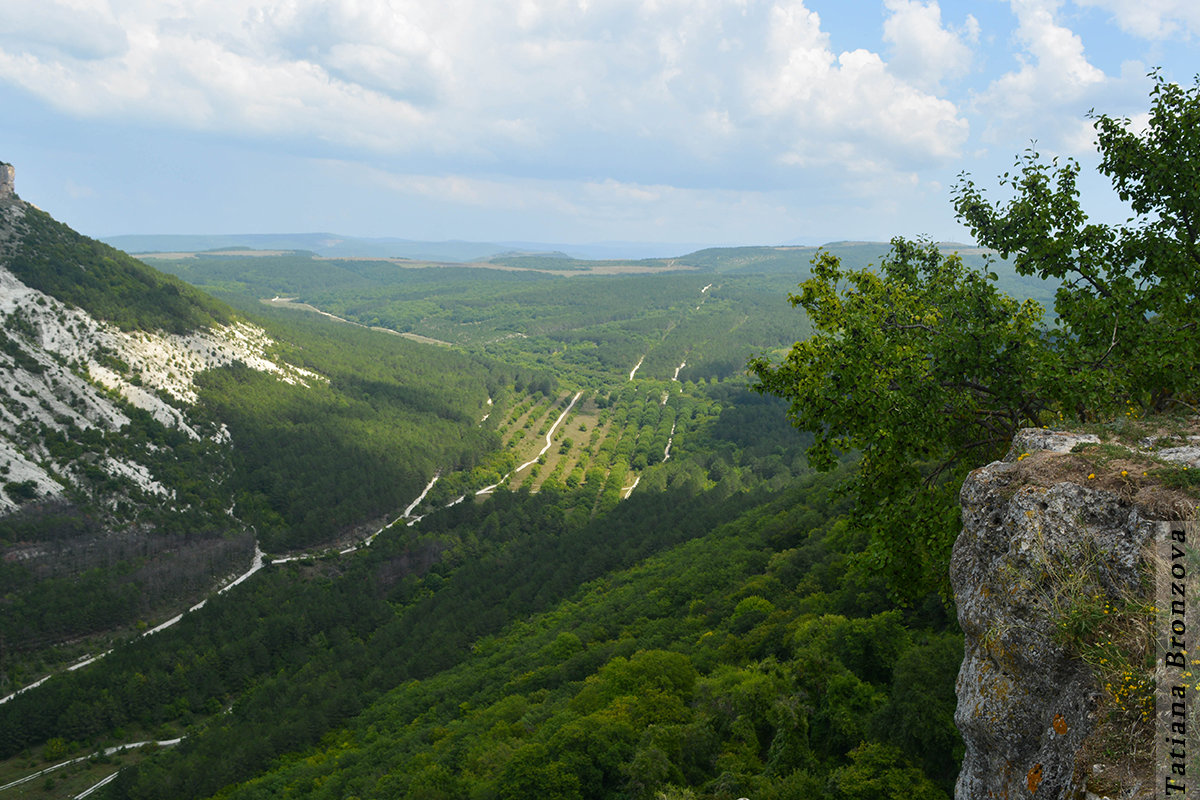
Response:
[1, 0, 1197, 252]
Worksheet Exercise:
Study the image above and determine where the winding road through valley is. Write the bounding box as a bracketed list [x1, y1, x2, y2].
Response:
[0, 739, 182, 797]
[1, 393, 586, 706]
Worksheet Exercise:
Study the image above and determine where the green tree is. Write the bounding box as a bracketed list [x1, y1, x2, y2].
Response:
[749, 239, 1044, 599]
[953, 70, 1200, 412]
[751, 74, 1200, 599]
[827, 742, 947, 800]
[879, 633, 964, 790]
[499, 744, 583, 800]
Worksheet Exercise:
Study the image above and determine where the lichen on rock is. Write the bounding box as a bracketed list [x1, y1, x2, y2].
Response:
[951, 427, 1184, 800]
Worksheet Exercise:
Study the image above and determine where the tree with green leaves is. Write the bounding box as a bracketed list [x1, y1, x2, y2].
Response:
[751, 72, 1200, 600]
[749, 239, 1045, 599]
[954, 69, 1200, 413]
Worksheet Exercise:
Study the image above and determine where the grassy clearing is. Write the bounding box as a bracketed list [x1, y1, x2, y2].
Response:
[510, 398, 605, 493]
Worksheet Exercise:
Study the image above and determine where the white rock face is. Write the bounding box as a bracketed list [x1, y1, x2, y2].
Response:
[0, 242, 322, 512]
[1006, 428, 1100, 457]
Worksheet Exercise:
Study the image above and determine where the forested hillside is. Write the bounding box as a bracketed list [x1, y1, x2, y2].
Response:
[0, 391, 961, 800]
[1, 204, 232, 335]
[117, 472, 960, 800]
[0, 194, 968, 800]
[142, 249, 809, 387]
[0, 193, 530, 700]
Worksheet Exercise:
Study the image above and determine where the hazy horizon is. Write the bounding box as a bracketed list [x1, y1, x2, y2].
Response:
[3, 1, 1198, 247]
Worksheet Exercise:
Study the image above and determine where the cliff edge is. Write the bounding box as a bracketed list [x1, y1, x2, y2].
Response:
[953, 425, 1199, 799]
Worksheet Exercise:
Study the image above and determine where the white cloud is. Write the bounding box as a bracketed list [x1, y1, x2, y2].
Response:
[1060, 116, 1100, 153]
[357, 168, 579, 212]
[750, 1, 968, 169]
[0, 26, 432, 149]
[25, 0, 1187, 248]
[752, 0, 831, 110]
[64, 179, 95, 199]
[0, 0, 973, 186]
[0, 0, 129, 60]
[333, 160, 814, 241]
[349, 165, 678, 219]
[974, 0, 1107, 145]
[248, 2, 451, 103]
[882, 0, 978, 90]
[1074, 0, 1200, 39]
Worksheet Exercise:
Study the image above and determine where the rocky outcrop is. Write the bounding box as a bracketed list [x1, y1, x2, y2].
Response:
[0, 168, 324, 512]
[0, 259, 328, 511]
[953, 428, 1199, 800]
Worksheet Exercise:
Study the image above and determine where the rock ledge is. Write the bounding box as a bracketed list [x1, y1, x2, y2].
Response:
[951, 426, 1194, 800]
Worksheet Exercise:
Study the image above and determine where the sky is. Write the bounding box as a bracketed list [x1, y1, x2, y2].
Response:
[1, 0, 1197, 253]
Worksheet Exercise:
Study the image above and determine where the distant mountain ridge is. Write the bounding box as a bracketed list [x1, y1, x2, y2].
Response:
[102, 233, 712, 262]
[106, 232, 1011, 279]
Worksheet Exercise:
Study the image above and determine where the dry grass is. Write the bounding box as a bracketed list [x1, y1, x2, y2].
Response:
[1025, 529, 1156, 796]
[1007, 419, 1200, 521]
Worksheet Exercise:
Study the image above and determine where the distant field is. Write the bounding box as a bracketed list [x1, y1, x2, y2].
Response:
[146, 249, 294, 259]
[145, 241, 1054, 390]
[138, 249, 694, 276]
[312, 255, 696, 277]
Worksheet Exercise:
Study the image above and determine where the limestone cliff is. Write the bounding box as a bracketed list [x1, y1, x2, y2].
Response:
[0, 161, 322, 512]
[0, 162, 14, 199]
[953, 427, 1199, 799]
